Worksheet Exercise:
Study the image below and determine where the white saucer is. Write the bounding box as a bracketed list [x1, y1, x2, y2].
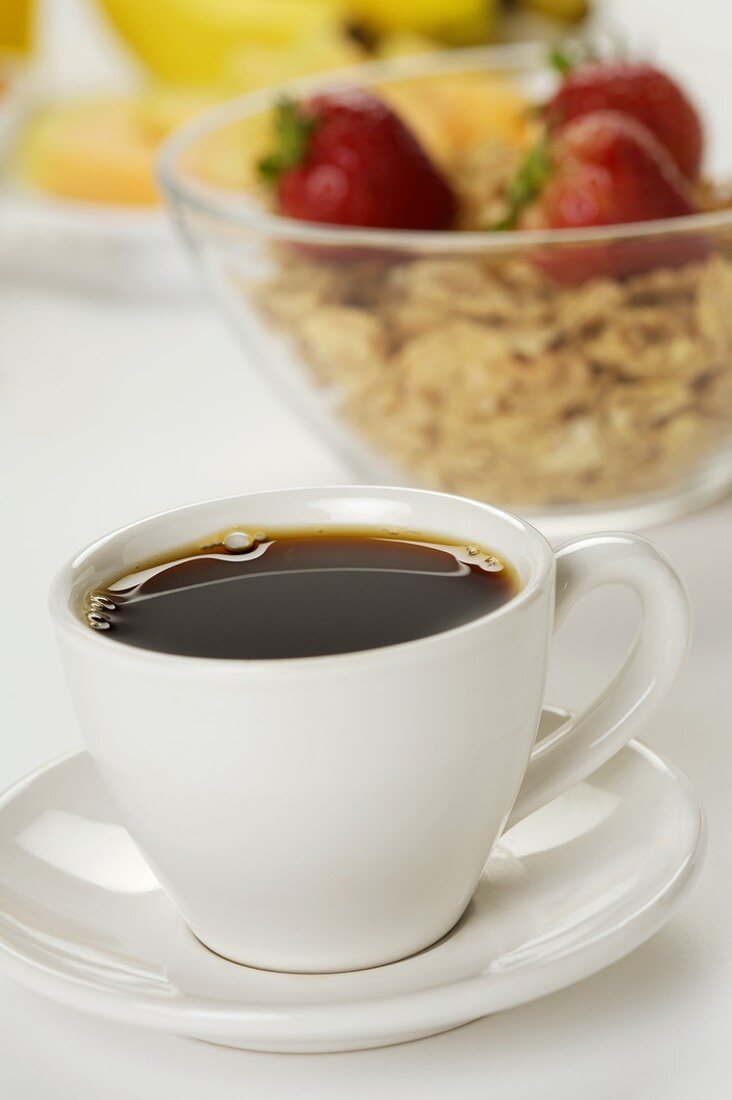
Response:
[0, 709, 704, 1053]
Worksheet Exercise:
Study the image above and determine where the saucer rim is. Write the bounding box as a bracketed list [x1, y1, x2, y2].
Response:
[0, 740, 706, 1046]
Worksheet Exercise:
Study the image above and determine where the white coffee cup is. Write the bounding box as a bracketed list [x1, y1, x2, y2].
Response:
[50, 487, 691, 973]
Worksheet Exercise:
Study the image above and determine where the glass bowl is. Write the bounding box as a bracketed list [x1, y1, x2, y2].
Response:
[159, 44, 732, 535]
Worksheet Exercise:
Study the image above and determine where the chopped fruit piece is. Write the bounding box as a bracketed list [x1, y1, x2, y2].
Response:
[259, 89, 455, 230]
[546, 59, 703, 179]
[19, 99, 161, 205]
[382, 74, 532, 165]
[18, 92, 215, 206]
[515, 111, 703, 281]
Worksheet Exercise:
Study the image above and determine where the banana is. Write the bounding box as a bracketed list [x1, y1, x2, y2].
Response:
[519, 0, 589, 22]
[0, 0, 33, 53]
[96, 0, 349, 83]
[349, 0, 494, 39]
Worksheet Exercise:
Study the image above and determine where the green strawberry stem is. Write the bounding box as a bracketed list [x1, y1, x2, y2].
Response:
[257, 98, 317, 184]
[491, 134, 552, 230]
[548, 43, 577, 76]
[547, 35, 628, 77]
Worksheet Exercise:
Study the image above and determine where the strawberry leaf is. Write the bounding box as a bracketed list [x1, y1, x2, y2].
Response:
[547, 36, 627, 78]
[491, 134, 552, 230]
[257, 98, 318, 184]
[548, 43, 576, 76]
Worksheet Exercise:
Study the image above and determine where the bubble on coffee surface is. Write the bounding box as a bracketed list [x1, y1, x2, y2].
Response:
[90, 594, 116, 611]
[85, 593, 116, 630]
[224, 531, 254, 552]
[463, 546, 503, 571]
[87, 610, 112, 630]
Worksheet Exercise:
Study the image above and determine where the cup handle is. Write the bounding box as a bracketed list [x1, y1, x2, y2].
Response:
[506, 533, 691, 830]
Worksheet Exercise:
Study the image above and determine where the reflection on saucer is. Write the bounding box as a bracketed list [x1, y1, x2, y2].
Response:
[502, 784, 621, 858]
[17, 810, 160, 894]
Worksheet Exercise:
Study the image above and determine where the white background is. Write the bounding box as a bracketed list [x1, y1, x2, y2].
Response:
[2, 2, 731, 1096]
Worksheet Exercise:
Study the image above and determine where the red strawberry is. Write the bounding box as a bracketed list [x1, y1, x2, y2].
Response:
[546, 59, 703, 180]
[507, 111, 704, 284]
[258, 89, 455, 231]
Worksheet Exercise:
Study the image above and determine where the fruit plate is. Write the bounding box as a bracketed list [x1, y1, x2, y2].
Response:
[0, 185, 200, 298]
[0, 73, 199, 299]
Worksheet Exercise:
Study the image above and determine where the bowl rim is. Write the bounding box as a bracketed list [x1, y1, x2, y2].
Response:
[157, 41, 732, 252]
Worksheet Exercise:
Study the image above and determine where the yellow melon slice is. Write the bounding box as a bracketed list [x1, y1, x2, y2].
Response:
[381, 73, 532, 166]
[18, 91, 220, 207]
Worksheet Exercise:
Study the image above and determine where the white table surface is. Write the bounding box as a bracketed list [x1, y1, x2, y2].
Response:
[3, 2, 732, 1096]
[3, 275, 732, 1100]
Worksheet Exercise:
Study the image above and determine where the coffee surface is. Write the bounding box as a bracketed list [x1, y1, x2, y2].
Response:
[86, 529, 518, 659]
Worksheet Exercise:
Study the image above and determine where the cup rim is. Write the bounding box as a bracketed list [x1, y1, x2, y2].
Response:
[157, 42, 732, 253]
[49, 485, 555, 673]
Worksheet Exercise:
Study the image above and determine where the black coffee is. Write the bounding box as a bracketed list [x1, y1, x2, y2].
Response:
[86, 528, 518, 659]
